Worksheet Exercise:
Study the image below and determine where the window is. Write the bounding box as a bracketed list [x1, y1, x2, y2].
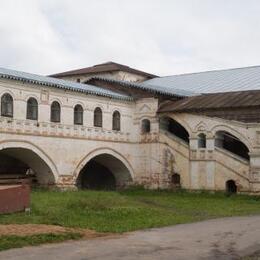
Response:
[226, 180, 237, 194]
[112, 111, 120, 131]
[1, 93, 13, 117]
[77, 78, 80, 83]
[94, 107, 102, 127]
[141, 119, 150, 133]
[160, 117, 189, 143]
[51, 101, 61, 123]
[198, 133, 206, 148]
[74, 104, 83, 125]
[26, 98, 38, 120]
[215, 131, 249, 160]
[171, 173, 181, 186]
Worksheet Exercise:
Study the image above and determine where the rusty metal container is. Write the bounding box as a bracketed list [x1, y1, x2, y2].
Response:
[0, 184, 30, 214]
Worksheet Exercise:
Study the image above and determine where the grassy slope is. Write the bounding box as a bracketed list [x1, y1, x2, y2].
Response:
[0, 189, 260, 233]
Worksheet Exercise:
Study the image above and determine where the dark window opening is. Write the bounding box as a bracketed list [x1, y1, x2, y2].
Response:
[74, 104, 83, 125]
[26, 98, 38, 120]
[94, 107, 102, 127]
[1, 93, 13, 117]
[78, 160, 116, 190]
[142, 119, 151, 133]
[112, 111, 120, 131]
[160, 117, 189, 143]
[198, 133, 206, 148]
[51, 101, 61, 123]
[77, 78, 81, 83]
[226, 180, 237, 194]
[171, 173, 181, 186]
[215, 131, 249, 160]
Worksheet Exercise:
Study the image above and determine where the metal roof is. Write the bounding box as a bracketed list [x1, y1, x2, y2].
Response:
[142, 65, 260, 94]
[86, 76, 195, 97]
[50, 61, 157, 79]
[0, 67, 132, 101]
[158, 89, 260, 113]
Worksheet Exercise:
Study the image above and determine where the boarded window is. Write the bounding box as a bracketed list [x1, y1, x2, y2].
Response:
[51, 101, 61, 123]
[1, 93, 13, 117]
[141, 119, 150, 133]
[112, 111, 120, 131]
[74, 104, 83, 125]
[26, 98, 38, 120]
[94, 107, 102, 127]
[198, 133, 206, 148]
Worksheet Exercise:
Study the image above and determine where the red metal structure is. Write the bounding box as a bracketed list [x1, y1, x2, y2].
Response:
[0, 184, 30, 214]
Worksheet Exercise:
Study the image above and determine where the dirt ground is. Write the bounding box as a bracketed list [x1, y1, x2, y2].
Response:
[0, 224, 105, 239]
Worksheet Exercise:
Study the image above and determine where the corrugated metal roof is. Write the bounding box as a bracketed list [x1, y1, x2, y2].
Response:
[143, 65, 260, 94]
[50, 61, 157, 79]
[86, 76, 195, 97]
[158, 89, 260, 113]
[0, 67, 132, 101]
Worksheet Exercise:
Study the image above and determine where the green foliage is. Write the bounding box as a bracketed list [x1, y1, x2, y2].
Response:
[0, 232, 82, 251]
[0, 189, 260, 233]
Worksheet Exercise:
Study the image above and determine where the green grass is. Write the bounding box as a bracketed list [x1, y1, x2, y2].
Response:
[0, 189, 260, 233]
[0, 232, 82, 251]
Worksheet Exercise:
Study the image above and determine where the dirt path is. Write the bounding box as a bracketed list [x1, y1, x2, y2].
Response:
[0, 216, 260, 259]
[0, 224, 105, 239]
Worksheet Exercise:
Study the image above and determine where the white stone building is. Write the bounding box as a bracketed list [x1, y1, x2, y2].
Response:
[0, 62, 260, 194]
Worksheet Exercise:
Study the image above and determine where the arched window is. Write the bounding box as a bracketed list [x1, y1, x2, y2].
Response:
[226, 180, 237, 194]
[160, 117, 189, 143]
[26, 98, 38, 120]
[112, 111, 120, 131]
[141, 119, 151, 133]
[171, 173, 181, 186]
[198, 133, 206, 148]
[1, 93, 13, 117]
[74, 104, 83, 125]
[94, 107, 102, 127]
[215, 131, 249, 160]
[50, 101, 61, 123]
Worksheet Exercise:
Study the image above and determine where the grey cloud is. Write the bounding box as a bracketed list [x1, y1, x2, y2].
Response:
[0, 0, 260, 76]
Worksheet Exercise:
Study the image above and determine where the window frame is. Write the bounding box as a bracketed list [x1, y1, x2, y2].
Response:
[26, 97, 38, 121]
[74, 104, 84, 125]
[112, 110, 121, 131]
[1, 93, 13, 118]
[50, 101, 61, 123]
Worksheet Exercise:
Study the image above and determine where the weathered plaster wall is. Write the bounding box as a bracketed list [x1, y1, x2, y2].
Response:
[56, 71, 147, 83]
[1, 77, 260, 193]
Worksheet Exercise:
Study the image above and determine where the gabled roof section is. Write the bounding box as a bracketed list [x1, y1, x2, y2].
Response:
[158, 89, 260, 113]
[0, 67, 132, 101]
[86, 76, 195, 98]
[50, 62, 157, 79]
[143, 65, 260, 94]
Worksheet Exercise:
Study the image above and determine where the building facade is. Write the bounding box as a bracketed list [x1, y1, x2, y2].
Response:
[0, 63, 260, 194]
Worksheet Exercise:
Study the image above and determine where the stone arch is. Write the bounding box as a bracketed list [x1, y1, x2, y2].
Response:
[0, 89, 15, 99]
[162, 114, 192, 136]
[72, 100, 86, 110]
[49, 97, 63, 106]
[0, 140, 58, 185]
[160, 115, 190, 143]
[25, 94, 40, 104]
[211, 124, 252, 151]
[74, 148, 134, 189]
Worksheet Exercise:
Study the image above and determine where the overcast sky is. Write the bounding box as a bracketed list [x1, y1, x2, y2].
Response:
[0, 0, 260, 76]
